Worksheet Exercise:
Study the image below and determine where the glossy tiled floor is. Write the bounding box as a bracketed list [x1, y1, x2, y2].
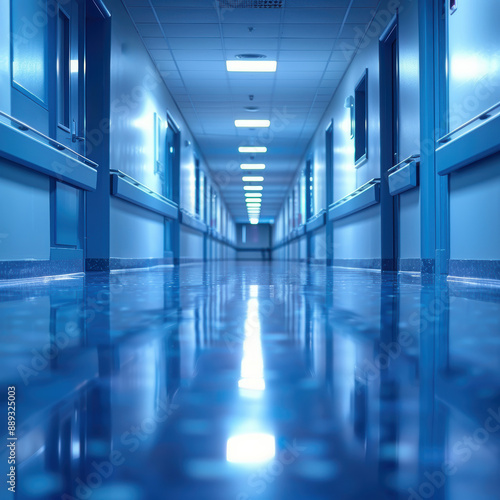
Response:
[1, 262, 499, 500]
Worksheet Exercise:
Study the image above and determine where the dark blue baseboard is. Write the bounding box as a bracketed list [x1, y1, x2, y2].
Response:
[449, 260, 500, 280]
[0, 259, 84, 280]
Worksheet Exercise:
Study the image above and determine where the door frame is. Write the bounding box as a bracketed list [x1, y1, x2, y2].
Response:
[379, 14, 400, 271]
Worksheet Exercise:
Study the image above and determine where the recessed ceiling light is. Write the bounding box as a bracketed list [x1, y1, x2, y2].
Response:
[239, 147, 267, 153]
[245, 193, 262, 197]
[246, 201, 262, 205]
[227, 60, 277, 72]
[242, 176, 264, 182]
[235, 120, 270, 128]
[240, 164, 266, 169]
[249, 219, 260, 225]
[244, 186, 263, 191]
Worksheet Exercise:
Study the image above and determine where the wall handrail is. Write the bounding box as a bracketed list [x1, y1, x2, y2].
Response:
[328, 177, 380, 222]
[387, 154, 420, 174]
[437, 100, 500, 144]
[329, 178, 380, 210]
[110, 169, 175, 204]
[0, 110, 98, 168]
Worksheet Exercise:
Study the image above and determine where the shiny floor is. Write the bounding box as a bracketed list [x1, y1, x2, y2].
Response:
[1, 262, 499, 500]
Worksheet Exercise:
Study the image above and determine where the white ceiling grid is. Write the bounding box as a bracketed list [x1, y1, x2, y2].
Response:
[122, 0, 381, 222]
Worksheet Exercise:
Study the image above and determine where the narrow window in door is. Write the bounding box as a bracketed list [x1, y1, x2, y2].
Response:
[58, 10, 70, 130]
[354, 70, 368, 165]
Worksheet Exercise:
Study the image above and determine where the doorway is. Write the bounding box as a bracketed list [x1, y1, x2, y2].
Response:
[380, 17, 399, 271]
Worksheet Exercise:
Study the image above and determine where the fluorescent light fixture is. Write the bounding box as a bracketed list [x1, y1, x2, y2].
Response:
[239, 147, 267, 153]
[249, 219, 260, 225]
[247, 204, 261, 208]
[226, 60, 277, 72]
[70, 60, 79, 73]
[242, 176, 264, 182]
[243, 186, 263, 191]
[245, 193, 262, 198]
[240, 164, 266, 170]
[235, 120, 270, 128]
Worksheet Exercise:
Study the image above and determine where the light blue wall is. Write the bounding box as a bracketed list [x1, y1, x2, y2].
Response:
[180, 227, 204, 261]
[333, 206, 381, 260]
[105, 0, 236, 261]
[0, 159, 50, 260]
[449, 153, 500, 260]
[110, 197, 165, 260]
[398, 0, 421, 259]
[273, 0, 421, 265]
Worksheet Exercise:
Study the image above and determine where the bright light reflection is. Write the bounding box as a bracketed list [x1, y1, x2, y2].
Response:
[70, 60, 79, 73]
[249, 219, 259, 224]
[226, 433, 276, 463]
[239, 147, 267, 153]
[238, 296, 265, 396]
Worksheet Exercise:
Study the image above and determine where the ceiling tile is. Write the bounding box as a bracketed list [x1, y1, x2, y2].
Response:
[148, 49, 173, 61]
[224, 37, 279, 50]
[284, 8, 348, 24]
[172, 50, 224, 61]
[128, 6, 157, 23]
[282, 23, 341, 38]
[135, 23, 164, 37]
[168, 38, 223, 50]
[155, 8, 219, 24]
[222, 24, 281, 38]
[142, 37, 169, 49]
[162, 23, 220, 37]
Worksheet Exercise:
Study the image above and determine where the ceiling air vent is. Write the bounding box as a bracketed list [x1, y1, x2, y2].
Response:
[217, 0, 284, 8]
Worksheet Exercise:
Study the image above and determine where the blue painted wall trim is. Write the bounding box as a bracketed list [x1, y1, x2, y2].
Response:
[328, 179, 380, 222]
[179, 210, 207, 234]
[306, 210, 326, 233]
[418, 0, 437, 268]
[111, 173, 178, 220]
[0, 120, 97, 190]
[388, 159, 419, 196]
[436, 114, 500, 176]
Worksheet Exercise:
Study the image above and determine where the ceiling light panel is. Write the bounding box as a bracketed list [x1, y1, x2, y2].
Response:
[227, 60, 277, 72]
[235, 120, 270, 128]
[242, 176, 264, 182]
[239, 147, 267, 153]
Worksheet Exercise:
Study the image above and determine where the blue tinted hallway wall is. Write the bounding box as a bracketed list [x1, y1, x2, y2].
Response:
[273, 0, 500, 280]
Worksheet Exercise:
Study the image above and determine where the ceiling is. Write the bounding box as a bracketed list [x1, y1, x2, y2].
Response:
[122, 0, 380, 223]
